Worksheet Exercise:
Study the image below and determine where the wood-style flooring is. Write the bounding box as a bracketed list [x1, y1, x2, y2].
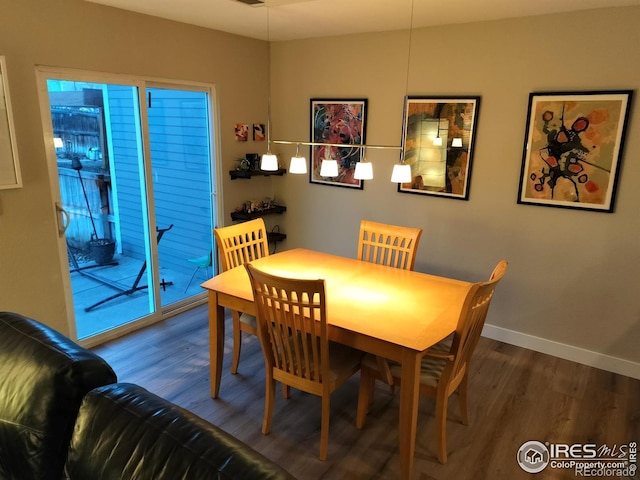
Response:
[92, 305, 640, 480]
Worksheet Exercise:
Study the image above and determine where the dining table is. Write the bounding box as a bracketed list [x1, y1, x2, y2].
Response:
[201, 248, 472, 479]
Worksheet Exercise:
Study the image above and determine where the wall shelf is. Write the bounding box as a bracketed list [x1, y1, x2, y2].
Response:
[228, 168, 287, 245]
[267, 232, 287, 243]
[229, 168, 286, 180]
[230, 205, 286, 222]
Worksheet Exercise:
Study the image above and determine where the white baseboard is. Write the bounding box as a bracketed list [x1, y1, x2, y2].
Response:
[482, 323, 640, 380]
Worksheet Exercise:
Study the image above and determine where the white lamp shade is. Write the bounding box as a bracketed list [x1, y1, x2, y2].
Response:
[289, 155, 307, 174]
[261, 153, 278, 171]
[54, 137, 64, 148]
[319, 159, 338, 177]
[353, 161, 373, 180]
[390, 163, 412, 183]
[432, 136, 443, 146]
[451, 137, 463, 147]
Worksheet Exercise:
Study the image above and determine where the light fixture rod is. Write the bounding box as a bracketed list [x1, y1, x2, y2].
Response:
[272, 140, 401, 150]
[266, 94, 272, 152]
[265, 6, 272, 153]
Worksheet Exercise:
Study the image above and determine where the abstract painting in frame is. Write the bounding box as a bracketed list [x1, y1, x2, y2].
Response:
[234, 123, 249, 142]
[253, 123, 265, 141]
[518, 90, 632, 212]
[398, 96, 479, 200]
[310, 98, 367, 189]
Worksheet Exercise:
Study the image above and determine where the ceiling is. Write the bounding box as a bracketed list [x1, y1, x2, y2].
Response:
[84, 0, 640, 41]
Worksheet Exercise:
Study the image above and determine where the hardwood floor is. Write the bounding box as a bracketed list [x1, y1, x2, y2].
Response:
[93, 305, 640, 479]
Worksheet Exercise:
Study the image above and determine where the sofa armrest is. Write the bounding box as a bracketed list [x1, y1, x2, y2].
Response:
[64, 383, 295, 480]
[0, 311, 117, 480]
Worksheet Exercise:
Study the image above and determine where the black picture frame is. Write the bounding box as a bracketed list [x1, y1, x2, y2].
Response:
[517, 90, 633, 213]
[309, 98, 367, 189]
[398, 96, 480, 200]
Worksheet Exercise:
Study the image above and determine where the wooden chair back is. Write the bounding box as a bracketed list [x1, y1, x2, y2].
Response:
[357, 219, 423, 270]
[214, 218, 269, 272]
[444, 260, 508, 386]
[245, 264, 328, 394]
[489, 259, 508, 281]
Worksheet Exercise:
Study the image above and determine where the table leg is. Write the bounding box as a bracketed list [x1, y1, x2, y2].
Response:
[399, 348, 421, 479]
[208, 290, 225, 398]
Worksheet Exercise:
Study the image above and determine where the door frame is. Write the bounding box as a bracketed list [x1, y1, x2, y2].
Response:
[35, 66, 224, 347]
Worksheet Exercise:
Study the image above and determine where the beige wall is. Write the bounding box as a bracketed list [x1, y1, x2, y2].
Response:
[0, 0, 272, 334]
[270, 8, 640, 369]
[0, 0, 638, 372]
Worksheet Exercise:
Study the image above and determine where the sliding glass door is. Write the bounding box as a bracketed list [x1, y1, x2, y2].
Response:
[40, 70, 217, 342]
[146, 86, 215, 307]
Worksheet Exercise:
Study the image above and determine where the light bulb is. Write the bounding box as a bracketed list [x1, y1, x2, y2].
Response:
[319, 159, 338, 177]
[354, 161, 373, 180]
[261, 153, 278, 171]
[390, 163, 411, 183]
[289, 155, 307, 174]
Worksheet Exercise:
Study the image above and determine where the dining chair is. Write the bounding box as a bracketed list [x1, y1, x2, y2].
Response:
[355, 260, 508, 464]
[245, 263, 363, 461]
[357, 219, 423, 270]
[213, 218, 269, 374]
[183, 250, 213, 293]
[357, 219, 423, 385]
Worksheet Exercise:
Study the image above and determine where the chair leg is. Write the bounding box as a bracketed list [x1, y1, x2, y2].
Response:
[262, 372, 276, 435]
[459, 373, 469, 425]
[231, 311, 242, 374]
[183, 266, 200, 293]
[281, 383, 290, 399]
[356, 367, 374, 429]
[319, 393, 330, 461]
[435, 388, 449, 464]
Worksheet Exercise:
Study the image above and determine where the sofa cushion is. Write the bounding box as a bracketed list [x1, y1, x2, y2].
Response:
[0, 311, 117, 480]
[64, 383, 295, 480]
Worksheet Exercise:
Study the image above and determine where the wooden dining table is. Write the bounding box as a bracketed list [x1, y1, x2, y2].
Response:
[201, 248, 471, 479]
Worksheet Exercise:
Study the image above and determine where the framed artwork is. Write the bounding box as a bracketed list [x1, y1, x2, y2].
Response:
[253, 123, 265, 141]
[0, 56, 22, 189]
[234, 123, 249, 142]
[310, 98, 367, 189]
[398, 96, 479, 200]
[518, 90, 632, 212]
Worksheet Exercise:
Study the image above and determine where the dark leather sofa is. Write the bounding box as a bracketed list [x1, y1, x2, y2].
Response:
[0, 311, 295, 480]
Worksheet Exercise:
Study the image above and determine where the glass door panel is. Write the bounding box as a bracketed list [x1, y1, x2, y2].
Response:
[48, 79, 155, 339]
[146, 86, 214, 307]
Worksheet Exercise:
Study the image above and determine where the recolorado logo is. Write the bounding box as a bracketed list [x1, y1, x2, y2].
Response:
[517, 441, 637, 477]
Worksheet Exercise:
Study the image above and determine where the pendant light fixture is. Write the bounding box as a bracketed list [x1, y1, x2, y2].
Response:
[390, 0, 415, 185]
[319, 146, 338, 177]
[288, 143, 307, 174]
[390, 163, 411, 183]
[260, 0, 419, 181]
[353, 147, 373, 180]
[260, 5, 278, 171]
[451, 137, 463, 147]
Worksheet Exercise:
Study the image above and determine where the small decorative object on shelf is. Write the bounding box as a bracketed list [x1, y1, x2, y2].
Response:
[246, 153, 260, 169]
[235, 156, 251, 172]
